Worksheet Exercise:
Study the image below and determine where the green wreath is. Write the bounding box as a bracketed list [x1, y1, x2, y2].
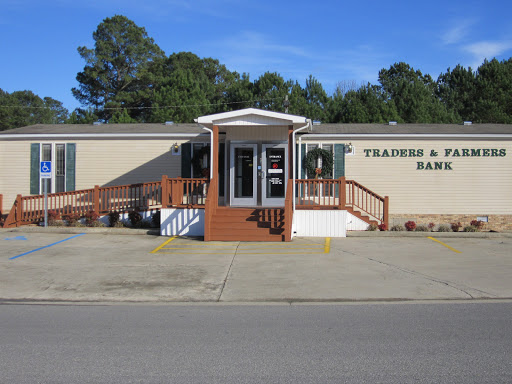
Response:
[304, 148, 333, 178]
[192, 145, 210, 177]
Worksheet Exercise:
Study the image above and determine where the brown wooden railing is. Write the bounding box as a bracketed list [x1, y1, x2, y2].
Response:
[204, 177, 218, 242]
[295, 177, 389, 227]
[284, 179, 293, 241]
[2, 176, 209, 228]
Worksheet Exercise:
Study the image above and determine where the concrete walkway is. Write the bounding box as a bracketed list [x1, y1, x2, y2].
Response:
[1, 227, 512, 304]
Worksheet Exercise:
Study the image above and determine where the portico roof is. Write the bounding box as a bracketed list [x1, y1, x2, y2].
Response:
[195, 108, 309, 128]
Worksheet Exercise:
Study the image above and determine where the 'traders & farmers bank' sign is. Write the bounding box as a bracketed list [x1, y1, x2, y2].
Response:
[363, 148, 507, 170]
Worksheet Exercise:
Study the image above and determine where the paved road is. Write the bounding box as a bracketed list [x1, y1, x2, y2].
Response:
[1, 230, 512, 302]
[1, 302, 511, 383]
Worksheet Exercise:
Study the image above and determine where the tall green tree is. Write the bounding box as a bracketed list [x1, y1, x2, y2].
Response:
[72, 15, 165, 122]
[223, 72, 254, 111]
[0, 89, 69, 130]
[67, 108, 99, 124]
[378, 62, 458, 123]
[252, 72, 292, 111]
[437, 64, 475, 121]
[473, 58, 512, 123]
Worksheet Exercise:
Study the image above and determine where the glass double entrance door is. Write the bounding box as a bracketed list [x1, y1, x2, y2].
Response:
[230, 143, 288, 206]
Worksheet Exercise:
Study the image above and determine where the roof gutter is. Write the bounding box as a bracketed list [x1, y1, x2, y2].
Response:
[0, 133, 206, 139]
[301, 134, 512, 139]
[292, 119, 312, 237]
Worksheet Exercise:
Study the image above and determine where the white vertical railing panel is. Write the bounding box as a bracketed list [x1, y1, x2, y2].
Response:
[346, 211, 370, 231]
[294, 210, 347, 237]
[161, 208, 205, 236]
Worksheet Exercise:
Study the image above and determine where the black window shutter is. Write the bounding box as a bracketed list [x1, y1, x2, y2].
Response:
[30, 143, 40, 194]
[181, 143, 192, 178]
[334, 144, 345, 178]
[66, 143, 76, 191]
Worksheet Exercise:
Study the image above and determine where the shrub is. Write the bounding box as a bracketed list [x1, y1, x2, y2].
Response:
[415, 225, 429, 232]
[62, 213, 81, 227]
[89, 220, 106, 227]
[84, 211, 100, 227]
[108, 211, 120, 227]
[151, 211, 161, 228]
[404, 221, 416, 231]
[463, 225, 478, 232]
[46, 210, 60, 226]
[451, 222, 462, 232]
[367, 223, 378, 231]
[139, 217, 153, 228]
[113, 220, 126, 228]
[390, 224, 405, 231]
[378, 223, 387, 231]
[128, 210, 143, 227]
[437, 224, 451, 232]
[470, 220, 485, 231]
[428, 222, 436, 231]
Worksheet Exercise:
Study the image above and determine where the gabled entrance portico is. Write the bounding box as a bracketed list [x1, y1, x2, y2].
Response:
[195, 108, 310, 241]
[195, 108, 310, 209]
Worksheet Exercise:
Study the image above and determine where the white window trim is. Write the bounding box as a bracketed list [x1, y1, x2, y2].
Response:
[39, 142, 67, 194]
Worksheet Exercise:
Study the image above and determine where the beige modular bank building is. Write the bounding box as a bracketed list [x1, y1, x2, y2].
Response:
[1, 108, 511, 239]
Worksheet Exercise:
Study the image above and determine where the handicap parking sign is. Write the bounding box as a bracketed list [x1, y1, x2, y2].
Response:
[40, 161, 52, 178]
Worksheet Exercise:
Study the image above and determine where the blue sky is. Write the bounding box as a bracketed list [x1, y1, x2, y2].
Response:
[2, 0, 511, 112]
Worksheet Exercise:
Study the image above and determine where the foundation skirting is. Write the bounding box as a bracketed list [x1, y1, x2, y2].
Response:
[389, 214, 512, 232]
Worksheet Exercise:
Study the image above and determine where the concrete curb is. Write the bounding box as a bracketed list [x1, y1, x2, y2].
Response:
[347, 231, 512, 238]
[2, 226, 511, 238]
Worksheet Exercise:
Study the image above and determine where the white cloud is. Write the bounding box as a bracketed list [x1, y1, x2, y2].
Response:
[463, 40, 512, 68]
[211, 31, 310, 77]
[441, 20, 474, 45]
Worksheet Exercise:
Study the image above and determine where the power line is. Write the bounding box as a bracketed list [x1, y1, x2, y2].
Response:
[0, 97, 284, 111]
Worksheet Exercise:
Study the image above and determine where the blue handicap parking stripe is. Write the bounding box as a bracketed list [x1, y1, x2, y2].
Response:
[9, 233, 86, 260]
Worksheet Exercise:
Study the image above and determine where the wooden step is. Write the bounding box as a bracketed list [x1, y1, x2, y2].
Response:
[208, 206, 288, 242]
[210, 222, 285, 232]
[208, 233, 285, 242]
[211, 214, 284, 222]
[209, 225, 284, 235]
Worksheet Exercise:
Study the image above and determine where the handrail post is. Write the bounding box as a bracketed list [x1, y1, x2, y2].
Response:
[17, 194, 23, 227]
[339, 177, 346, 209]
[161, 175, 169, 208]
[383, 196, 389, 229]
[94, 185, 100, 213]
[171, 177, 184, 206]
[284, 179, 293, 241]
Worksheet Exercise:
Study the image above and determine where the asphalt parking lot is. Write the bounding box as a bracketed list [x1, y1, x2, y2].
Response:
[1, 229, 512, 303]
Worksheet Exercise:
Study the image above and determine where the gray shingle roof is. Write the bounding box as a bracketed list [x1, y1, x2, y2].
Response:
[1, 122, 511, 137]
[308, 123, 512, 135]
[0, 123, 204, 135]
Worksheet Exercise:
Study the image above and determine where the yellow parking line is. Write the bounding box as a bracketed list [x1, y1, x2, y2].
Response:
[237, 252, 325, 255]
[162, 247, 238, 250]
[150, 236, 177, 253]
[156, 252, 235, 254]
[324, 238, 331, 253]
[428, 237, 462, 253]
[238, 247, 324, 250]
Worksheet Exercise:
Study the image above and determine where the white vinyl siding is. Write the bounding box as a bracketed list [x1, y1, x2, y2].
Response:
[337, 139, 512, 215]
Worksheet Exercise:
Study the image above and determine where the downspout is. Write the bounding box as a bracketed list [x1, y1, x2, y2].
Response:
[292, 119, 312, 235]
[199, 124, 214, 180]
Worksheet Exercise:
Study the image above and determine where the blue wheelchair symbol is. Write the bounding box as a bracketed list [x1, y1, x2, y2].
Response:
[40, 161, 52, 174]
